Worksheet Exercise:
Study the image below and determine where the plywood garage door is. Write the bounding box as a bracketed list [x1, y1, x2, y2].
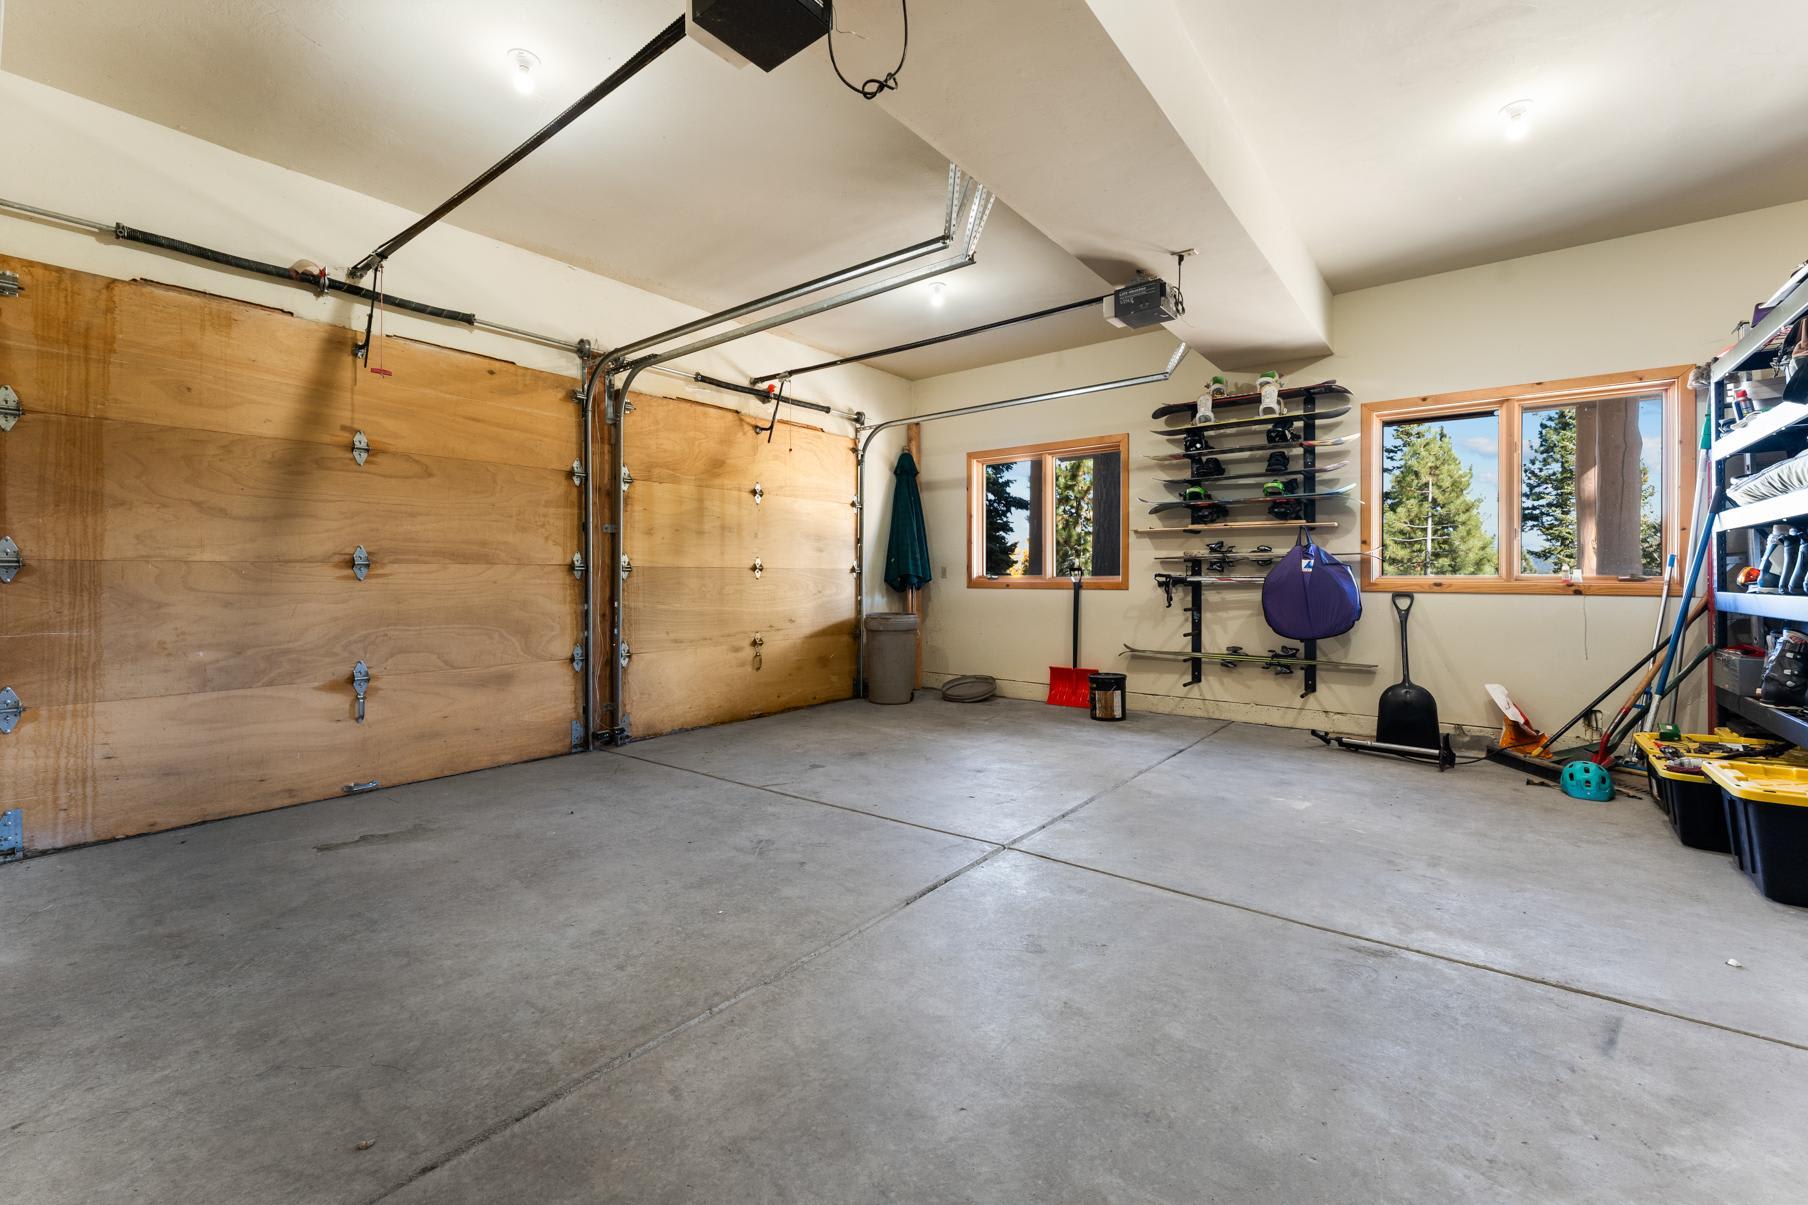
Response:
[621, 393, 856, 738]
[0, 255, 584, 852]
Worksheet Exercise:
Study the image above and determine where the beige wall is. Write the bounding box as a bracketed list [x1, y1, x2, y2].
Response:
[0, 70, 914, 613]
[899, 199, 1808, 733]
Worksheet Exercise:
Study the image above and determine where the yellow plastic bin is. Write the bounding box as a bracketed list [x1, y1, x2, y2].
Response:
[1629, 731, 1797, 853]
[1700, 762, 1808, 907]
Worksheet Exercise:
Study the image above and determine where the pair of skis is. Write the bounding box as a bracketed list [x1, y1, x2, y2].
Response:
[1121, 643, 1376, 674]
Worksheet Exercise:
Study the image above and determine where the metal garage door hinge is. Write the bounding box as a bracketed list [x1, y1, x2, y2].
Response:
[752, 480, 763, 505]
[752, 633, 764, 671]
[619, 642, 631, 667]
[570, 720, 585, 751]
[750, 557, 763, 579]
[351, 661, 370, 723]
[0, 686, 21, 734]
[0, 271, 21, 299]
[0, 536, 19, 584]
[352, 430, 370, 466]
[570, 459, 587, 487]
[0, 385, 20, 433]
[0, 809, 21, 863]
[351, 545, 371, 581]
[571, 552, 586, 579]
[571, 643, 585, 673]
[620, 554, 632, 579]
[621, 467, 632, 491]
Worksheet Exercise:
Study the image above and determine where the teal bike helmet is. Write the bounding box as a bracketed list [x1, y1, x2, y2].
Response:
[1560, 759, 1615, 802]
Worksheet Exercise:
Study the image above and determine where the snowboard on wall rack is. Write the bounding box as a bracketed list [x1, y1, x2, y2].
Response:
[1141, 483, 1355, 513]
[1152, 405, 1352, 438]
[1160, 458, 1348, 487]
[1134, 520, 1340, 533]
[1150, 380, 1351, 420]
[1121, 643, 1377, 672]
[1145, 433, 1358, 463]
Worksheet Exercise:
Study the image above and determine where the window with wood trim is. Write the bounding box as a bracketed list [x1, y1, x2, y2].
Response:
[1359, 367, 1695, 595]
[967, 434, 1129, 589]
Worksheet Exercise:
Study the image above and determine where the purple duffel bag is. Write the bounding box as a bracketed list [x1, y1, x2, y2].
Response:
[1262, 530, 1361, 640]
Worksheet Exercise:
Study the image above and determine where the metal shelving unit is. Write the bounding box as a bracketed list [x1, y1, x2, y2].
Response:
[1710, 264, 1808, 742]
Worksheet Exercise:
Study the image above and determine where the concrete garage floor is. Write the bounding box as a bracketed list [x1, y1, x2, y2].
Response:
[5, 700, 1808, 1203]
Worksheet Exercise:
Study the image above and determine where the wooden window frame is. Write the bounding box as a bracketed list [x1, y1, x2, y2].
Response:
[966, 433, 1130, 590]
[1359, 366, 1696, 596]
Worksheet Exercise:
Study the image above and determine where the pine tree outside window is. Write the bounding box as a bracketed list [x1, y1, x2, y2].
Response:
[968, 434, 1128, 589]
[1360, 368, 1694, 596]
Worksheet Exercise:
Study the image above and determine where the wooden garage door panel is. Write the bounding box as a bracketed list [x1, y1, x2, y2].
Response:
[4, 561, 577, 706]
[626, 629, 854, 738]
[0, 255, 108, 419]
[627, 485, 853, 569]
[350, 338, 578, 471]
[625, 393, 852, 503]
[624, 567, 853, 652]
[2, 414, 575, 564]
[1, 660, 578, 851]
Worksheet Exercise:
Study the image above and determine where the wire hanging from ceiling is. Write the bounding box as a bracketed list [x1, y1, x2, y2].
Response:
[829, 0, 908, 99]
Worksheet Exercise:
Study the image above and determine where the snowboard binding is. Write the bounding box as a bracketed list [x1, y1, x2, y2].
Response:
[1256, 371, 1283, 418]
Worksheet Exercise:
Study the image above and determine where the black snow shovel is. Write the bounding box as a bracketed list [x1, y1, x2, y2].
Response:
[1311, 593, 1454, 769]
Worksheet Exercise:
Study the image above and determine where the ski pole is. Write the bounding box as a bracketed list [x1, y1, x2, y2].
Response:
[1652, 414, 1715, 701]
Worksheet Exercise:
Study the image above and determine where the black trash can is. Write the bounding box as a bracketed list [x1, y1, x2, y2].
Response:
[1088, 672, 1126, 722]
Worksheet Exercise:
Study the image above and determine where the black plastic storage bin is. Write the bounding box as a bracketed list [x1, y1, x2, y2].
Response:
[1630, 733, 1734, 852]
[1703, 762, 1808, 907]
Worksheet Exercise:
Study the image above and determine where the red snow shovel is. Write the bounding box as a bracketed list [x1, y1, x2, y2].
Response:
[1048, 569, 1097, 707]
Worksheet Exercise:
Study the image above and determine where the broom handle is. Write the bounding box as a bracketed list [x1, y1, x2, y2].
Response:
[1071, 570, 1082, 668]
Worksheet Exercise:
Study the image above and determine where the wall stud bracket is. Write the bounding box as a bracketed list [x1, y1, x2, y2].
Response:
[571, 459, 587, 487]
[351, 660, 371, 724]
[572, 552, 587, 579]
[0, 809, 21, 863]
[0, 271, 22, 299]
[0, 385, 20, 432]
[752, 481, 764, 505]
[352, 430, 370, 466]
[351, 545, 372, 582]
[0, 686, 22, 734]
[571, 643, 585, 673]
[0, 536, 19, 584]
[751, 557, 764, 579]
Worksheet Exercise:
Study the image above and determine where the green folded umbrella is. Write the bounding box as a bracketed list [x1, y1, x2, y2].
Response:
[884, 450, 932, 592]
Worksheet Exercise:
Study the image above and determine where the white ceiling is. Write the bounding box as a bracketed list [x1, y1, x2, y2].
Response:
[1172, 0, 1808, 291]
[6, 0, 1808, 376]
[0, 0, 1130, 378]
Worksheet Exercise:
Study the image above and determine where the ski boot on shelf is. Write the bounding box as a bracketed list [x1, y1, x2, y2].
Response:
[1751, 523, 1791, 593]
[1256, 371, 1284, 418]
[1759, 629, 1808, 707]
[1785, 528, 1808, 595]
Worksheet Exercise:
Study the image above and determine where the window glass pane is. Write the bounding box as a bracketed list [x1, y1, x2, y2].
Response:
[1520, 394, 1663, 577]
[1380, 413, 1500, 576]
[1054, 450, 1122, 576]
[982, 459, 1040, 576]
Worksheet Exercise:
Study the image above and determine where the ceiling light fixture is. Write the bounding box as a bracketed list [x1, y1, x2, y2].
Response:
[929, 281, 947, 308]
[1499, 98, 1534, 142]
[508, 48, 542, 96]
